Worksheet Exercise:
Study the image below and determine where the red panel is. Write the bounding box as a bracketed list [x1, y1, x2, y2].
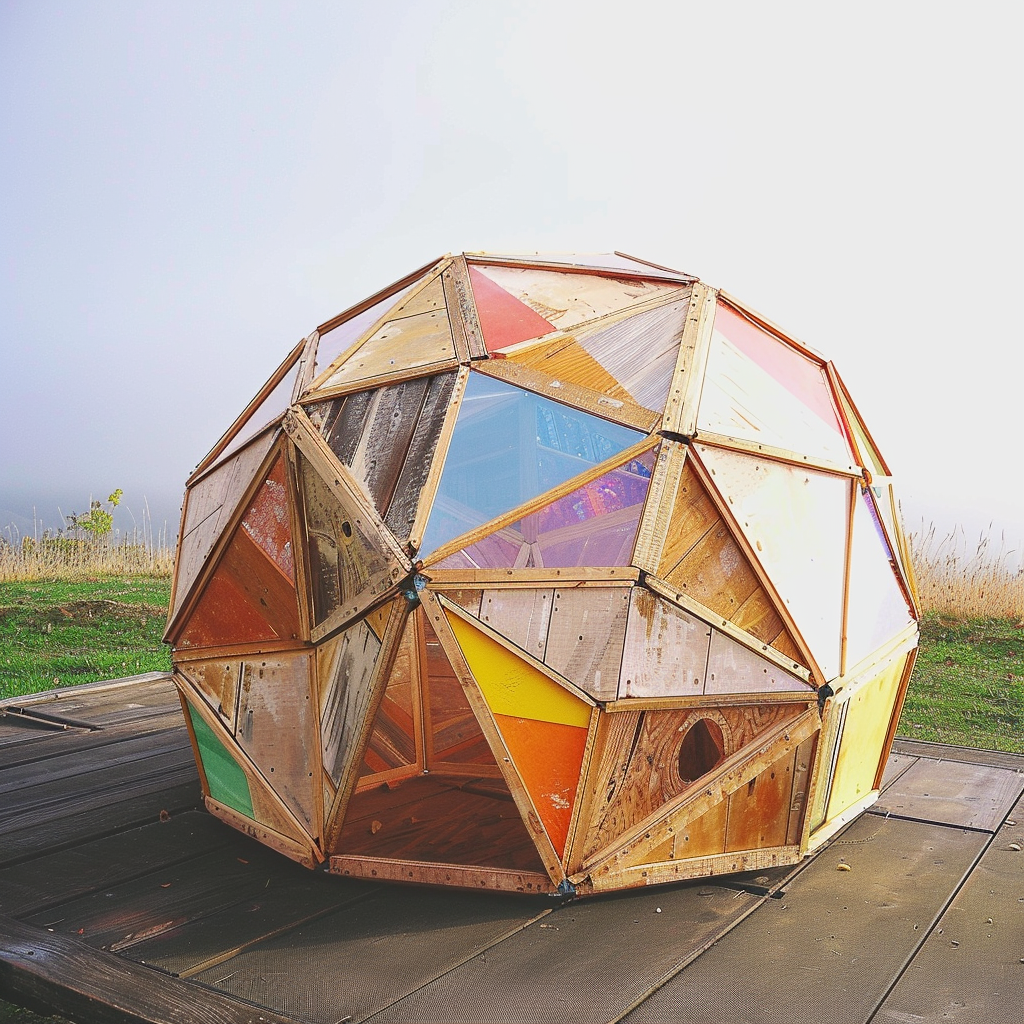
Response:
[492, 714, 588, 858]
[468, 266, 555, 352]
[714, 302, 845, 435]
[178, 527, 300, 649]
[241, 455, 295, 580]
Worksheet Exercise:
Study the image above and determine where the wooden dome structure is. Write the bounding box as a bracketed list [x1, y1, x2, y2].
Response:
[166, 251, 920, 896]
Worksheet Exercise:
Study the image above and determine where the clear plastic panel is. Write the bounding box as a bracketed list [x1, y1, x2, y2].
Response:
[575, 296, 689, 412]
[433, 449, 655, 569]
[697, 444, 849, 682]
[845, 488, 915, 670]
[420, 372, 645, 559]
[699, 302, 852, 464]
[699, 303, 852, 465]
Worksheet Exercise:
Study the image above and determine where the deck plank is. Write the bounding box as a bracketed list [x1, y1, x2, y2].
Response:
[873, 792, 1024, 1024]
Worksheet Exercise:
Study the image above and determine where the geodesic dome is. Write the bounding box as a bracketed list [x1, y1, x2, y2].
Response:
[166, 251, 920, 896]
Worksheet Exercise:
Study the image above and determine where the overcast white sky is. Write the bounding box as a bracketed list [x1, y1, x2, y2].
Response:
[1, 1, 1021, 558]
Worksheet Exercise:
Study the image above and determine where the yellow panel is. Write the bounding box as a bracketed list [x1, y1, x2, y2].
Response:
[445, 611, 590, 728]
[826, 654, 906, 818]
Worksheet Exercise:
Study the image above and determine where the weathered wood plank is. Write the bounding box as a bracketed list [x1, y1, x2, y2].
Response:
[0, 914, 308, 1024]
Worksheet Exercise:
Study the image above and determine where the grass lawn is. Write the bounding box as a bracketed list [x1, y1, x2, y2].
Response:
[0, 576, 172, 702]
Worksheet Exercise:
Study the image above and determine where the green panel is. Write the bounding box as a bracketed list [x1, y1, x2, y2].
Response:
[188, 702, 255, 819]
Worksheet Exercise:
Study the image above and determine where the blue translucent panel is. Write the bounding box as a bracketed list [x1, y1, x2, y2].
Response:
[420, 372, 644, 558]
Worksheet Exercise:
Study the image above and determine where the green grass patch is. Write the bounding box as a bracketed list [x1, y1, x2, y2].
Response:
[0, 576, 172, 702]
[895, 613, 1024, 752]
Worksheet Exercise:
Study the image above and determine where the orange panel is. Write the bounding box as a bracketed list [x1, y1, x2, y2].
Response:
[491, 714, 588, 858]
[177, 527, 300, 650]
[240, 455, 295, 580]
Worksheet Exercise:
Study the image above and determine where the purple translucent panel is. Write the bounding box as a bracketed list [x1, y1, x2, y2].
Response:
[313, 281, 418, 382]
[420, 372, 645, 559]
[433, 450, 655, 569]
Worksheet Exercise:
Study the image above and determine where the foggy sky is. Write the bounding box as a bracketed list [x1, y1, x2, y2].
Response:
[2, 1, 1021, 558]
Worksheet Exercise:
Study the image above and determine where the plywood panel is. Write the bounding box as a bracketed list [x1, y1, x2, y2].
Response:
[318, 616, 385, 788]
[319, 290, 457, 391]
[176, 525, 300, 651]
[236, 651, 317, 836]
[724, 746, 798, 850]
[705, 630, 813, 694]
[479, 588, 554, 661]
[618, 588, 711, 699]
[545, 585, 630, 701]
[297, 450, 406, 635]
[170, 430, 277, 626]
[508, 336, 632, 401]
[177, 659, 240, 732]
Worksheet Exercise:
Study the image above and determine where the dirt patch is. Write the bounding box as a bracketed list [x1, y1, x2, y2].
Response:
[2, 600, 168, 628]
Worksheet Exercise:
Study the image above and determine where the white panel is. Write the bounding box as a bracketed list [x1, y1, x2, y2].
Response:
[697, 444, 848, 681]
[698, 328, 853, 466]
[845, 489, 915, 670]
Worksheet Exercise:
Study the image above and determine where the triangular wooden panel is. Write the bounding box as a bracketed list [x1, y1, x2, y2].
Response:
[468, 265, 556, 351]
[177, 658, 240, 732]
[176, 495, 301, 651]
[655, 453, 805, 667]
[240, 453, 295, 579]
[575, 703, 807, 866]
[234, 651, 318, 838]
[695, 444, 849, 681]
[432, 448, 656, 571]
[318, 276, 457, 391]
[170, 429, 278, 628]
[472, 264, 681, 336]
[296, 451, 406, 634]
[574, 295, 690, 412]
[491, 714, 588, 858]
[312, 373, 459, 538]
[312, 276, 427, 389]
[317, 612, 386, 788]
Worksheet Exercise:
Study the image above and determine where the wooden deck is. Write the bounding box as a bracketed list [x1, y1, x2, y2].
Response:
[1, 675, 1022, 1024]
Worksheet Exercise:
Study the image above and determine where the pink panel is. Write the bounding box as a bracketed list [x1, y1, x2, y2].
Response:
[468, 266, 555, 352]
[713, 302, 845, 437]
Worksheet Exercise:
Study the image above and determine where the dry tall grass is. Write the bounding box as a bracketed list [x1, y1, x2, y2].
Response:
[1, 506, 174, 581]
[908, 523, 1024, 622]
